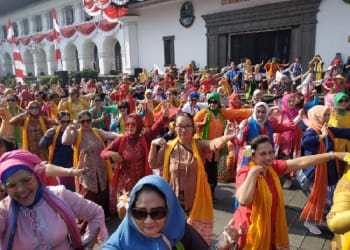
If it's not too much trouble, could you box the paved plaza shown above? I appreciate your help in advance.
[96,179,333,250]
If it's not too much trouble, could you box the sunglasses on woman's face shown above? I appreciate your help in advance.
[7,99,16,102]
[131,207,167,220]
[79,119,91,124]
[118,106,126,109]
[339,99,349,103]
[95,99,102,103]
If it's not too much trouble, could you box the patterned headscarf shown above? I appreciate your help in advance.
[307,105,330,132]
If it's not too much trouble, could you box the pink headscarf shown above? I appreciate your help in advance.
[0,149,44,182]
[0,150,83,249]
[282,93,298,119]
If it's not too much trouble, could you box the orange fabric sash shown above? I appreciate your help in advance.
[164,137,213,245]
[300,128,337,223]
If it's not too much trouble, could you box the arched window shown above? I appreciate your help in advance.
[115,42,122,73]
[64,6,74,25]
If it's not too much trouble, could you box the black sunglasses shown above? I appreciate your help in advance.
[208,100,218,104]
[7,99,15,102]
[118,106,126,109]
[131,207,167,220]
[79,119,91,124]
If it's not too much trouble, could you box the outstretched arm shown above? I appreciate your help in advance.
[285,152,348,174]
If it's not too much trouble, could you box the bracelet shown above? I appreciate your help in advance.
[329,151,335,160]
[68,168,73,176]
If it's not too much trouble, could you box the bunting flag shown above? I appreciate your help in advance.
[83,0,129,23]
[7,19,25,84]
[52,8,63,71]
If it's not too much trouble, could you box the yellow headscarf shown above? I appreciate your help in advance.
[163,137,213,245]
[245,162,289,249]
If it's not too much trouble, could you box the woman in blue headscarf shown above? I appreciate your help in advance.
[103,175,209,249]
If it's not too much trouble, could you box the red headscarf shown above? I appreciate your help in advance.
[125,113,144,138]
[228,93,241,109]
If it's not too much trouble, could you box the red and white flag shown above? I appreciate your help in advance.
[52,8,63,71]
[7,19,25,84]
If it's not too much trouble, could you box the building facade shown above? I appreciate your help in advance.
[0,0,349,78]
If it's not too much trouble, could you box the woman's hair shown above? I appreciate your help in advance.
[57,111,70,121]
[0,137,16,152]
[118,101,130,114]
[132,184,167,208]
[77,110,91,120]
[49,92,59,100]
[175,112,194,127]
[250,135,273,155]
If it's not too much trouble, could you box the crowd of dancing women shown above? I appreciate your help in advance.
[1,54,350,249]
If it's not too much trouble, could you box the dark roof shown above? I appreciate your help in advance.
[0,0,147,16]
[0,0,44,16]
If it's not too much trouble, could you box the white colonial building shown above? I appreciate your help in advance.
[0,0,349,78]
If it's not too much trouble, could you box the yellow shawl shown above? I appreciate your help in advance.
[341,171,350,250]
[163,137,213,245]
[22,116,47,150]
[48,126,61,164]
[245,162,289,250]
[67,99,89,122]
[73,128,113,181]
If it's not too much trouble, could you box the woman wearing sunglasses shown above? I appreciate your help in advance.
[103,175,209,250]
[10,101,57,160]
[0,94,24,149]
[62,110,119,217]
[110,101,130,134]
[58,87,91,124]
[90,94,117,131]
[38,111,75,191]
[193,92,251,202]
[0,149,108,249]
[149,112,239,245]
[101,110,169,219]
[328,93,350,173]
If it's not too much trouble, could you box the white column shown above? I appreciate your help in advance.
[121,20,139,74]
